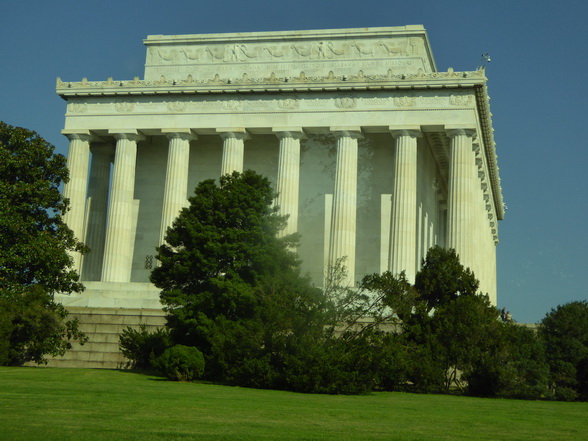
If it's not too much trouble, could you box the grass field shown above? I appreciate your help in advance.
[0,367,586,441]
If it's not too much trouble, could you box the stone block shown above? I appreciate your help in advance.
[94,314,126,325]
[122,314,144,325]
[96,324,125,334]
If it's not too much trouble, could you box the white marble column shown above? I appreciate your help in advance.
[217,129,248,176]
[62,131,92,274]
[102,130,142,282]
[273,128,303,237]
[446,128,477,264]
[388,128,420,282]
[159,130,196,245]
[329,128,362,285]
[82,143,113,281]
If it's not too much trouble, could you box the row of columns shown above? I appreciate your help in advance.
[62,126,482,286]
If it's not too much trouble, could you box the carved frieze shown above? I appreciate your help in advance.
[146,37,424,66]
[64,90,475,117]
[69,103,88,113]
[166,101,187,112]
[449,94,475,106]
[142,28,434,81]
[393,95,417,108]
[223,100,243,111]
[278,98,300,110]
[334,97,357,109]
[115,101,136,113]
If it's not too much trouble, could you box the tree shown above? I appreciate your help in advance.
[468,322,550,400]
[150,171,322,383]
[415,246,479,312]
[539,301,588,400]
[432,293,503,392]
[361,247,496,394]
[0,122,87,365]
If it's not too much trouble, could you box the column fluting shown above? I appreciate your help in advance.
[388,129,420,282]
[446,129,477,265]
[102,131,141,282]
[274,129,303,237]
[62,132,92,274]
[159,130,196,245]
[329,129,361,286]
[218,130,248,176]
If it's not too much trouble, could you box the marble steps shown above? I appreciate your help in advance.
[43,307,166,369]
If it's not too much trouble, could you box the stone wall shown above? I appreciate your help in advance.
[43,307,166,369]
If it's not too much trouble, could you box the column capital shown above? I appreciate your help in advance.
[272,127,305,140]
[161,129,198,142]
[445,127,477,139]
[216,128,250,141]
[389,126,422,139]
[108,129,145,142]
[330,127,362,139]
[62,129,93,142]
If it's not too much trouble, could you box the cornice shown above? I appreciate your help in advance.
[474,79,504,221]
[56,69,485,98]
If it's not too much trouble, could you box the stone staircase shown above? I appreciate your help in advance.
[44,307,166,369]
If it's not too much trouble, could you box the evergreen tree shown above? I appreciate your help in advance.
[540,301,588,400]
[415,246,479,311]
[151,171,321,382]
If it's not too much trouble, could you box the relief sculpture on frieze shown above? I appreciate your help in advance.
[148,38,422,65]
[143,28,434,82]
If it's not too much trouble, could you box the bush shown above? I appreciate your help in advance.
[280,334,380,395]
[155,345,205,382]
[0,286,87,366]
[119,324,171,369]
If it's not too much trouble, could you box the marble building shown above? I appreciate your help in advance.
[57,25,503,310]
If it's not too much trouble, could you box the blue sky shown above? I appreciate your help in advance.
[1,0,586,323]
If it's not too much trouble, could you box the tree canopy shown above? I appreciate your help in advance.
[0,122,85,294]
[0,122,87,365]
[540,300,588,400]
[414,246,479,311]
[151,171,323,383]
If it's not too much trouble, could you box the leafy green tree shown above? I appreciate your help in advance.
[415,246,479,312]
[151,171,322,383]
[469,323,550,400]
[0,122,87,365]
[433,293,503,392]
[0,286,87,365]
[539,301,588,400]
[361,247,501,394]
[358,266,444,393]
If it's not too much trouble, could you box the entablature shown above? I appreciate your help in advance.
[57,69,486,98]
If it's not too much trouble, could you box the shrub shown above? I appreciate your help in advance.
[119,324,171,369]
[155,345,205,382]
[0,286,87,366]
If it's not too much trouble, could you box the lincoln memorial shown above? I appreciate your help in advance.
[56,25,503,314]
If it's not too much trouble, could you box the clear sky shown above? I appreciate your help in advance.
[1,0,586,324]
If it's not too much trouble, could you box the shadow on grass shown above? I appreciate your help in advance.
[112,368,167,380]
[113,368,223,386]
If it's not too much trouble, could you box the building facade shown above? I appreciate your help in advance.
[57,26,503,310]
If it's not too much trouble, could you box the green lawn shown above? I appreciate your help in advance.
[0,367,585,441]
